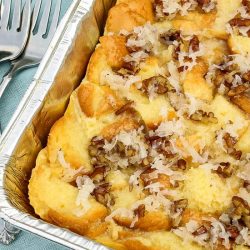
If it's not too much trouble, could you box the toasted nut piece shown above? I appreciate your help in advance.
[197,0,210,5]
[231,150,242,160]
[159,30,181,46]
[223,133,236,149]
[122,61,140,74]
[244,181,250,192]
[228,85,249,97]
[90,166,107,183]
[141,76,170,96]
[229,18,250,27]
[172,199,188,213]
[92,183,111,205]
[189,35,200,52]
[192,225,208,236]
[242,71,250,81]
[177,159,187,170]
[232,196,250,216]
[243,0,250,12]
[226,225,239,239]
[190,110,218,124]
[213,162,233,178]
[134,204,146,218]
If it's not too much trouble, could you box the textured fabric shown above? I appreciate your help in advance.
[0,0,72,249]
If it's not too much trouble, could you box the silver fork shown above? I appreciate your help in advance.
[0,0,31,63]
[0,0,62,98]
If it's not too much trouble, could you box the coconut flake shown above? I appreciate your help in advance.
[230,54,250,74]
[160,0,198,19]
[216,118,247,151]
[167,61,181,92]
[103,128,148,168]
[75,176,95,216]
[153,119,185,138]
[129,169,144,187]
[180,137,208,163]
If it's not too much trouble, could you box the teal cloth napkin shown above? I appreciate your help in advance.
[0,0,73,249]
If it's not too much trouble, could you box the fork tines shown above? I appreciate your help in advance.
[0,0,30,31]
[32,0,61,38]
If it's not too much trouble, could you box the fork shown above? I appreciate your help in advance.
[0,0,31,63]
[0,0,62,98]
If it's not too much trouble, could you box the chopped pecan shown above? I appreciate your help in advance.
[89,137,105,156]
[192,225,208,236]
[229,18,250,27]
[159,30,181,46]
[242,71,250,82]
[223,133,236,149]
[227,84,249,97]
[140,167,155,186]
[242,0,250,13]
[90,166,107,183]
[134,204,146,218]
[189,35,200,52]
[172,199,188,213]
[232,196,250,216]
[244,181,250,192]
[147,135,175,158]
[122,61,140,74]
[213,162,233,178]
[115,101,134,115]
[177,159,187,170]
[231,150,242,160]
[223,133,242,160]
[190,110,218,124]
[197,0,211,5]
[226,225,239,239]
[141,76,170,96]
[92,183,111,205]
[173,45,181,60]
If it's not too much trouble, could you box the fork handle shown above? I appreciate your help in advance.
[0,60,23,99]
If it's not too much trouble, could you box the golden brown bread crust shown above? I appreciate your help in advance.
[29,149,108,236]
[106,0,154,33]
[77,82,123,117]
[99,36,129,69]
[231,94,250,115]
[29,0,250,249]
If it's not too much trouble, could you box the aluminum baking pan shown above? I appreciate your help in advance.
[0,0,115,249]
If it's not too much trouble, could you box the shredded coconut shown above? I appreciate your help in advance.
[173,220,209,246]
[160,0,198,19]
[103,128,148,168]
[126,22,160,55]
[179,136,208,163]
[167,61,181,92]
[75,176,95,216]
[100,69,141,91]
[230,54,250,74]
[216,118,247,152]
[129,169,144,187]
[152,119,185,137]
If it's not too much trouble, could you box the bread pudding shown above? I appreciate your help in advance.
[29,0,250,249]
